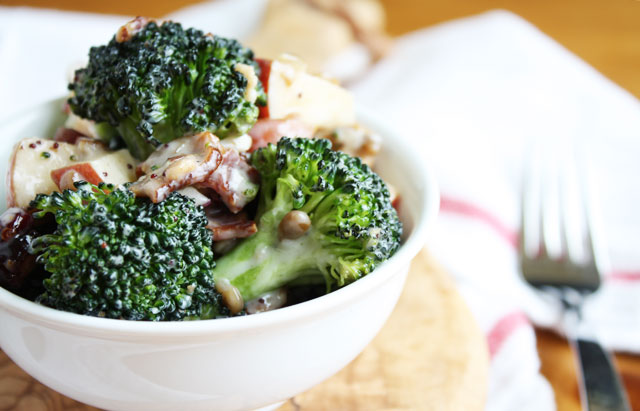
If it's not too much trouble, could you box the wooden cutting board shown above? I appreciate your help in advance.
[0,250,488,410]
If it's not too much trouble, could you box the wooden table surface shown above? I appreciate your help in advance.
[1,0,640,410]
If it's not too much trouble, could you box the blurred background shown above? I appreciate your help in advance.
[0,1,639,410]
[2,0,639,97]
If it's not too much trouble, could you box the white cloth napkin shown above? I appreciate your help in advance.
[2,3,639,410]
[352,9,640,410]
[352,8,640,348]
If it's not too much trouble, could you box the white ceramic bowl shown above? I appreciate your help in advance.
[0,98,439,411]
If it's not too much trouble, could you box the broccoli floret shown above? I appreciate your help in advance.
[68,19,265,160]
[211,137,402,301]
[29,182,229,321]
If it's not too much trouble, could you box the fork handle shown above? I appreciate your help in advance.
[572,338,630,411]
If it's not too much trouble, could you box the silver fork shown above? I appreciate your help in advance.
[519,143,630,411]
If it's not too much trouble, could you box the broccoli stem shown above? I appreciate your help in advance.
[212,227,326,301]
[116,117,154,160]
[212,178,330,301]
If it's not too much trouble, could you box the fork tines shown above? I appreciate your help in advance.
[519,141,607,291]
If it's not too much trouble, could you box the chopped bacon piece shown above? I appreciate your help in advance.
[130,132,224,203]
[248,118,314,152]
[315,125,381,167]
[205,205,257,241]
[234,63,259,103]
[199,149,259,214]
[116,16,151,43]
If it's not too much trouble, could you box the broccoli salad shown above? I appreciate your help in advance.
[0,18,401,321]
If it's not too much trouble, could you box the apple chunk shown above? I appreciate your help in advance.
[265,55,355,129]
[7,137,136,208]
[51,150,137,191]
[7,138,94,208]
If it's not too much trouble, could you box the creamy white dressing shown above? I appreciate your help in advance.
[227,165,255,197]
[176,187,211,206]
[245,288,287,314]
[220,134,252,153]
[234,63,259,103]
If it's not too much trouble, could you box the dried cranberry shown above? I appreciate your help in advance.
[0,209,55,300]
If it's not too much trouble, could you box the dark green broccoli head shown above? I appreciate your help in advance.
[68,20,265,160]
[212,137,402,301]
[29,182,229,321]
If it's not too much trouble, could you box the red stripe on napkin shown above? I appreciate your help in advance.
[439,196,518,248]
[487,311,530,358]
[608,270,640,282]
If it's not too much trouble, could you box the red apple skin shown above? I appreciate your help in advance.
[51,164,104,189]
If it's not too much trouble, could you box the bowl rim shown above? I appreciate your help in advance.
[0,98,440,338]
